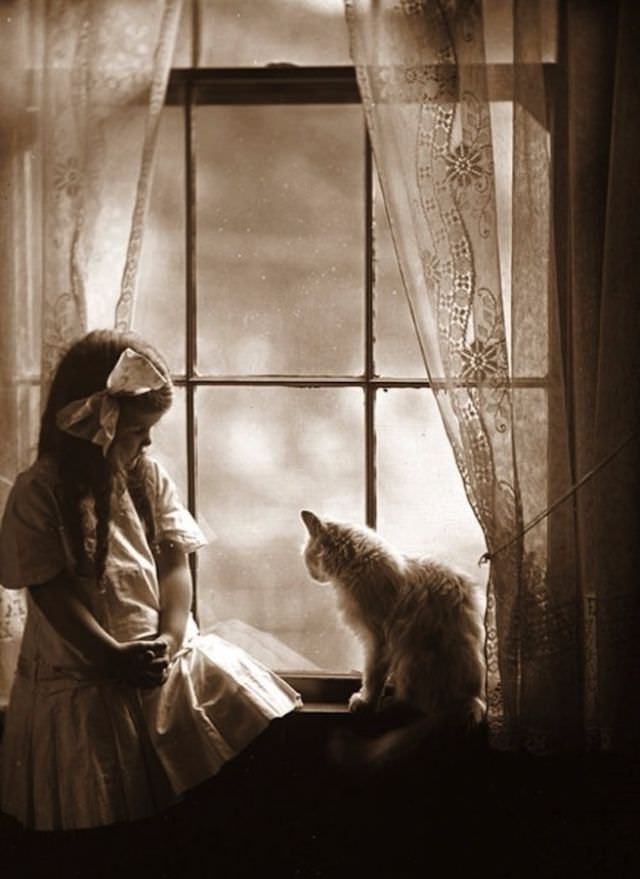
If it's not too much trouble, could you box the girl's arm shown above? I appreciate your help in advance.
[156,540,193,658]
[29,575,168,686]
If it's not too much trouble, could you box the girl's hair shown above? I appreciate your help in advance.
[38,329,173,581]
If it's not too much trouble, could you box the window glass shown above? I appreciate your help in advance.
[376,388,487,587]
[150,385,188,505]
[195,103,364,376]
[174,1,555,70]
[490,100,513,368]
[197,0,351,68]
[171,0,194,68]
[482,0,513,63]
[481,0,557,63]
[135,106,186,375]
[195,385,365,672]
[373,174,426,379]
[140,5,560,684]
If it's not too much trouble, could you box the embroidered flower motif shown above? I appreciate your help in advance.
[460,338,505,382]
[445,143,485,190]
[54,158,82,198]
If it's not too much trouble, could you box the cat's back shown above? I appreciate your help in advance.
[396,554,483,625]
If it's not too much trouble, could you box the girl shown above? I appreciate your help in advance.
[0,329,301,831]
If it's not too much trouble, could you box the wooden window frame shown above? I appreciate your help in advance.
[164,64,552,704]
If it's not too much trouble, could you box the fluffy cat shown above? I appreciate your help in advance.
[300,509,486,767]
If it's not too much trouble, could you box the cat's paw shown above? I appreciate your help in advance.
[348,691,374,714]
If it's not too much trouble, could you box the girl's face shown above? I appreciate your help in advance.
[111,407,164,470]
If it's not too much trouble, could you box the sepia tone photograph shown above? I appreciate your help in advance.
[0,1,638,876]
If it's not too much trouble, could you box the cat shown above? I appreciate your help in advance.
[300,509,486,769]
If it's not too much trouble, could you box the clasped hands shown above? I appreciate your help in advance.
[109,636,177,689]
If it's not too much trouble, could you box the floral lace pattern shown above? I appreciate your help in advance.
[345,0,597,751]
[41,0,182,380]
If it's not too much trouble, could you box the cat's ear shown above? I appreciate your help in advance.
[301,509,323,536]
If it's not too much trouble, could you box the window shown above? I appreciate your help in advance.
[134,2,492,684]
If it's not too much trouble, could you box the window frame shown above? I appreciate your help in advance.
[165,67,438,702]
[166,68,438,559]
[163,63,553,704]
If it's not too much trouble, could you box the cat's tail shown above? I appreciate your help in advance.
[328,699,486,773]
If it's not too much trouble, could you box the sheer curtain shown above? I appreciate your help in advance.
[345,0,638,752]
[0,0,182,703]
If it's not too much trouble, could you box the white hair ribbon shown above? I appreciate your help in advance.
[56,348,168,456]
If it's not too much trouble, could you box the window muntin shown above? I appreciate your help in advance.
[134,66,537,677]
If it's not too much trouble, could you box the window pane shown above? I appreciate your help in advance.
[376,388,488,588]
[197,0,351,68]
[135,107,186,375]
[195,386,364,672]
[491,100,513,369]
[150,385,188,505]
[482,0,513,63]
[373,175,426,379]
[171,0,194,68]
[481,0,557,63]
[196,103,364,376]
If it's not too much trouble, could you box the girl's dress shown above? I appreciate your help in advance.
[0,455,301,830]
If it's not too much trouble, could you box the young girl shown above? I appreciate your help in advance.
[0,329,301,831]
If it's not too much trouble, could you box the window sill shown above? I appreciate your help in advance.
[279,671,361,707]
[0,677,360,739]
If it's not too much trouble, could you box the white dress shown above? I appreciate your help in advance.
[0,455,301,830]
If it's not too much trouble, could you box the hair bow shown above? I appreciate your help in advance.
[56,348,168,456]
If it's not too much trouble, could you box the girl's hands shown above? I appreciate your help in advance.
[155,633,179,659]
[108,639,170,689]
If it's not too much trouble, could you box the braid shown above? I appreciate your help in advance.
[58,469,89,573]
[59,449,113,580]
[92,467,114,583]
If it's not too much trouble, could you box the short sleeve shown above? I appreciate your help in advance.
[0,469,67,589]
[147,457,208,554]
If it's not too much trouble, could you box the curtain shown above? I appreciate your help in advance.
[556,0,640,752]
[0,0,182,703]
[345,0,639,752]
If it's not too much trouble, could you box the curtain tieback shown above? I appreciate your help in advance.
[479,426,640,565]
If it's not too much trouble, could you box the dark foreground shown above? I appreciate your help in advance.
[1,710,638,879]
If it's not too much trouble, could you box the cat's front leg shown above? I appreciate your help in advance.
[350,637,388,713]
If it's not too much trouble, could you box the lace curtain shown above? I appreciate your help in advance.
[345,0,639,752]
[0,0,182,702]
